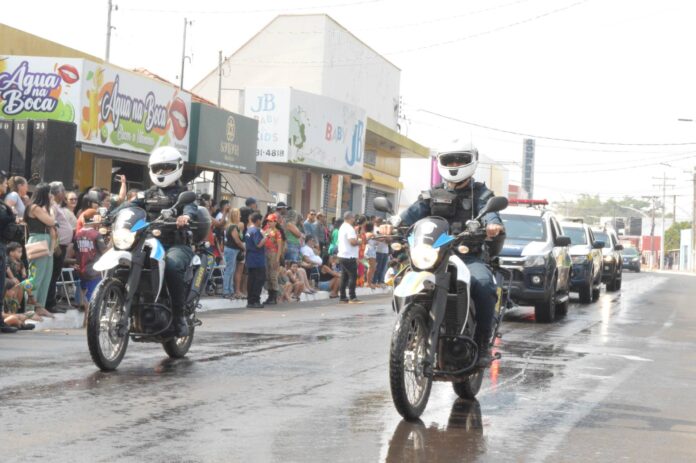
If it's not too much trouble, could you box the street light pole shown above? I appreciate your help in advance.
[180,18,192,89]
[105,0,116,62]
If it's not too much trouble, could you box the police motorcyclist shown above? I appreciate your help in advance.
[121,146,198,337]
[396,142,505,367]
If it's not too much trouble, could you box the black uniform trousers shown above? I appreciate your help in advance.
[164,244,195,315]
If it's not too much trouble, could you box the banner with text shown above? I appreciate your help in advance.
[0,56,191,159]
[80,61,191,159]
[244,87,366,176]
[0,56,83,122]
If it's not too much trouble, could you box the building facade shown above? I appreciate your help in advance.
[193,14,428,218]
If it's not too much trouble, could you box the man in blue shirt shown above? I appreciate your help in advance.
[244,212,269,308]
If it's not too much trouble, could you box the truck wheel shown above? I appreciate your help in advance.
[534,280,556,323]
[578,280,592,304]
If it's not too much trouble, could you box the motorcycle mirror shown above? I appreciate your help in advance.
[175,191,197,207]
[592,240,605,249]
[373,197,393,214]
[614,244,624,251]
[475,196,508,220]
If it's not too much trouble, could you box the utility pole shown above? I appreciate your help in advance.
[217,50,223,107]
[105,0,116,62]
[180,18,193,89]
[692,167,696,271]
[653,173,676,270]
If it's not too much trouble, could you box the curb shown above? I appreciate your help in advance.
[29,286,394,330]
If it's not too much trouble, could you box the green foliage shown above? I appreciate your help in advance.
[665,221,691,251]
[554,195,658,226]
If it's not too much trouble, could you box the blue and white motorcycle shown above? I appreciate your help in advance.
[87,191,213,371]
[373,196,510,420]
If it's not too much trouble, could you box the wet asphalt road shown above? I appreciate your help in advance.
[2,271,696,462]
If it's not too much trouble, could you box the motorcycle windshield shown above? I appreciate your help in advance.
[112,207,148,233]
[410,217,452,248]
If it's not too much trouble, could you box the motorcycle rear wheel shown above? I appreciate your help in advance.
[87,278,129,371]
[162,327,195,358]
[390,305,432,420]
[452,370,484,399]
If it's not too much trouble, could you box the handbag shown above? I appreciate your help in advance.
[26,239,50,260]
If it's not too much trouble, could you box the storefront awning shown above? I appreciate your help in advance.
[364,169,403,190]
[366,118,429,159]
[220,171,274,203]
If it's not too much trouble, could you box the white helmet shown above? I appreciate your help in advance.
[436,141,478,184]
[148,146,184,188]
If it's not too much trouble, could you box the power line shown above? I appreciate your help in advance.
[354,0,536,31]
[120,0,386,14]
[419,109,696,146]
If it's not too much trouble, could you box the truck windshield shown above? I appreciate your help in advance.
[564,227,587,245]
[501,214,547,242]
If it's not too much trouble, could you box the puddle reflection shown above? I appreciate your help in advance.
[385,399,485,462]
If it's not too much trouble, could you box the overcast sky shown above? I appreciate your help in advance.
[4,0,696,219]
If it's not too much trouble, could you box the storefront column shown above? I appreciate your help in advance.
[336,175,344,217]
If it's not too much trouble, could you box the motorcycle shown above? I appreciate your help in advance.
[373,195,510,420]
[86,191,213,371]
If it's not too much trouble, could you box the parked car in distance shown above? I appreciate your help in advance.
[593,228,623,291]
[561,221,603,303]
[622,247,641,272]
[499,200,571,323]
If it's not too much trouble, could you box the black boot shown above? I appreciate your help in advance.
[476,333,493,368]
[172,308,189,337]
[264,290,277,305]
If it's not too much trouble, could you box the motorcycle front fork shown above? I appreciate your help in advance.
[424,274,450,375]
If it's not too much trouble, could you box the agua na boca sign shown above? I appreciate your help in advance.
[0,56,191,159]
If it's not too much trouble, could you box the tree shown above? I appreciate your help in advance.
[664,221,691,251]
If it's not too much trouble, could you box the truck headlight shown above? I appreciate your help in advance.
[410,244,439,270]
[524,255,546,267]
[113,228,136,250]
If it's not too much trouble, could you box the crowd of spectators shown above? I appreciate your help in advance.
[0,165,399,334]
[0,171,127,333]
[203,197,395,309]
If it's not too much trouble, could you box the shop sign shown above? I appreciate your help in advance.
[189,103,258,173]
[80,61,191,159]
[244,87,366,176]
[0,56,82,122]
[0,56,191,159]
[244,88,290,162]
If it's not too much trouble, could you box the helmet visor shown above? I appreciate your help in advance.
[150,163,179,175]
[439,152,474,167]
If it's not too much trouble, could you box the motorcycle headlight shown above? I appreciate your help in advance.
[112,228,136,250]
[603,255,614,263]
[410,244,439,270]
[524,255,547,267]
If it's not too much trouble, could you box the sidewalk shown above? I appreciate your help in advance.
[28,286,393,330]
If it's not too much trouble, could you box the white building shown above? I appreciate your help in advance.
[193,14,428,216]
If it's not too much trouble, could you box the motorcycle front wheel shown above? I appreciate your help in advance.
[452,371,484,399]
[87,278,129,371]
[162,327,195,358]
[390,304,432,420]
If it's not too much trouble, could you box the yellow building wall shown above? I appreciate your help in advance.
[365,145,401,178]
[0,23,103,61]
